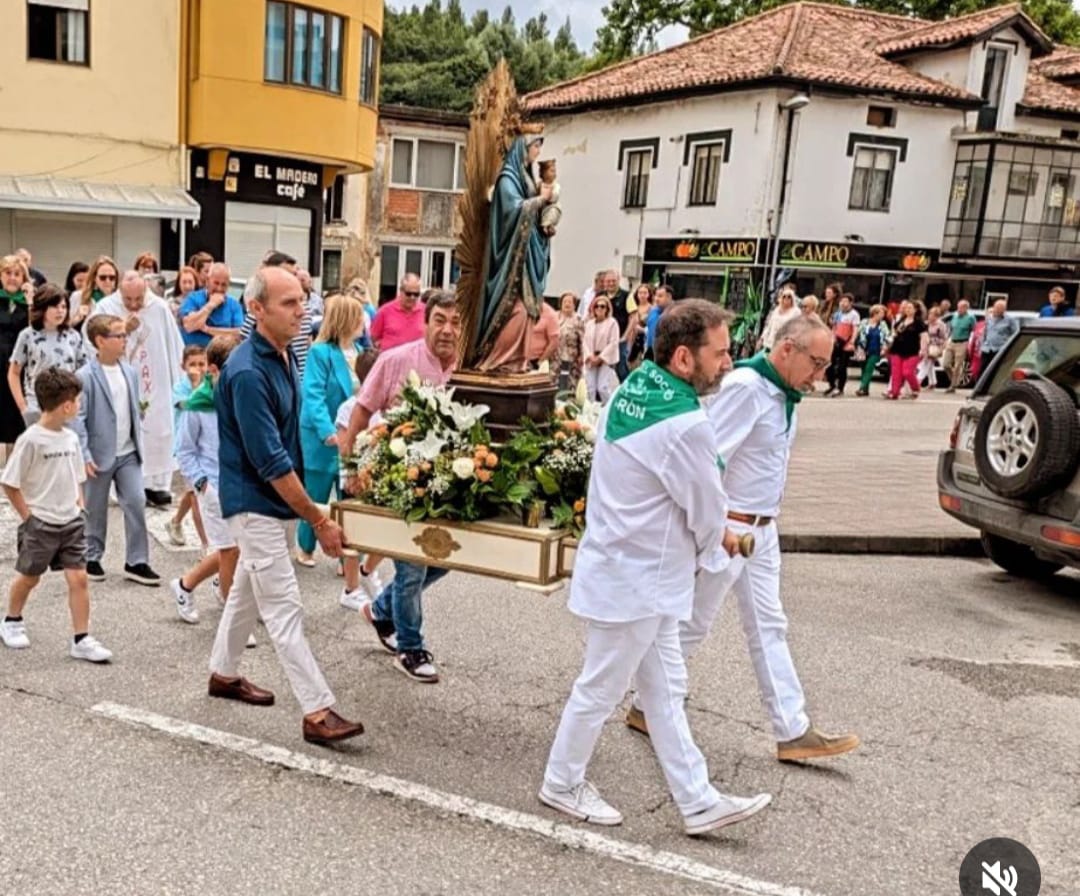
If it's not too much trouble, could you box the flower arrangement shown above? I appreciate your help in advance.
[344,374,537,522]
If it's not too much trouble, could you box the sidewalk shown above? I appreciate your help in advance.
[778,387,982,555]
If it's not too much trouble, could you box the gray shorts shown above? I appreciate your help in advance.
[15,514,88,577]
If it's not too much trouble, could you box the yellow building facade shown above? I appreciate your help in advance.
[181,0,382,278]
[0,0,381,281]
[0,0,195,279]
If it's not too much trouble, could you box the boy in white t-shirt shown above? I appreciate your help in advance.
[0,367,112,662]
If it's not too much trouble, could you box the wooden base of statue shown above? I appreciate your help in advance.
[450,370,557,440]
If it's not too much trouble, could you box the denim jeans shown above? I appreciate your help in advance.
[372,559,448,653]
[616,342,630,382]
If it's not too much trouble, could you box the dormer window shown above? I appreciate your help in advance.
[978,45,1010,131]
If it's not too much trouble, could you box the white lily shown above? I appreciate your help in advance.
[413,430,448,461]
[449,400,490,429]
[451,456,475,479]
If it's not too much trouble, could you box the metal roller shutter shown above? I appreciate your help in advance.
[13,211,114,285]
[224,202,311,279]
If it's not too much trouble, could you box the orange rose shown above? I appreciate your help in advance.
[563,420,581,433]
[476,468,492,483]
[573,498,586,514]
[554,431,567,442]
[407,467,420,481]
[414,487,426,498]
[484,452,499,468]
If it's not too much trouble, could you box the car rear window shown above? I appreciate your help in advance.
[985,331,1080,401]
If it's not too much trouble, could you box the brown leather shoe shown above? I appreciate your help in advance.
[777,726,860,762]
[208,673,275,706]
[625,705,649,737]
[303,708,364,745]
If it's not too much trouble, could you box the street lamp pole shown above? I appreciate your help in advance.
[763,93,810,319]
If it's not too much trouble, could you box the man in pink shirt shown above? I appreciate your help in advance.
[370,274,426,350]
[343,291,461,684]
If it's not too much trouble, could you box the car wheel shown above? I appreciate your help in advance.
[973,379,1080,500]
[980,532,1062,579]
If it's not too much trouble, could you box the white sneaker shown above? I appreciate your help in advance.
[166,518,186,546]
[245,632,257,649]
[170,578,200,624]
[70,635,113,663]
[684,793,772,836]
[340,586,365,611]
[359,567,385,599]
[0,619,30,649]
[538,780,623,826]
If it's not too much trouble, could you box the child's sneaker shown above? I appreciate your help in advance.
[70,635,112,663]
[170,578,200,624]
[166,518,187,546]
[359,566,385,599]
[0,619,30,649]
[339,586,365,612]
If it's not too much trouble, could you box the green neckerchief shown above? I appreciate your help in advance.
[184,377,216,413]
[0,289,27,306]
[604,360,700,442]
[734,352,802,432]
[91,287,107,302]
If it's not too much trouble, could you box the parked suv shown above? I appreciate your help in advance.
[937,317,1080,578]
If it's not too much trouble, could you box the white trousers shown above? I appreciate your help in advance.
[544,615,720,816]
[209,513,334,715]
[681,521,809,743]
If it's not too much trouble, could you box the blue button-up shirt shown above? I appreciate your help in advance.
[982,313,1020,354]
[217,330,303,520]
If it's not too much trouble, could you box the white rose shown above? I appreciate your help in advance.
[582,426,596,444]
[389,438,408,458]
[451,457,475,480]
[407,370,422,388]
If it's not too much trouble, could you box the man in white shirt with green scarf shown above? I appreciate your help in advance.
[647,315,860,762]
[539,300,772,836]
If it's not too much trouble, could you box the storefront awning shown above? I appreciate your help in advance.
[0,175,200,220]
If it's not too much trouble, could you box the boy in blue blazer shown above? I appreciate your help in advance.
[72,315,160,586]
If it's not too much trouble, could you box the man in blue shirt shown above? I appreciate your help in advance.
[209,265,364,747]
[980,299,1020,374]
[179,262,244,347]
[1039,286,1076,318]
[644,284,673,360]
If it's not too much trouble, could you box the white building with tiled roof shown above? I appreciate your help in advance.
[524,2,1080,312]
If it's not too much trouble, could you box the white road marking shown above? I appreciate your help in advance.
[92,701,822,896]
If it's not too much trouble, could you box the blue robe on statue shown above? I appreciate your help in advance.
[474,136,551,370]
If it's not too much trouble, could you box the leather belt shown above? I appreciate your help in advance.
[727,511,774,527]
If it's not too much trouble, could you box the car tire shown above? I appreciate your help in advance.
[980,532,1062,579]
[973,379,1080,500]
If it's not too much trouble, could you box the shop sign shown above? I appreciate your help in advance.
[222,152,323,205]
[644,237,760,265]
[779,240,937,272]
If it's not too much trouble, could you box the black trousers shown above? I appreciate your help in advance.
[826,339,852,392]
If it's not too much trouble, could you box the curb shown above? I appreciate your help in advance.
[779,533,984,556]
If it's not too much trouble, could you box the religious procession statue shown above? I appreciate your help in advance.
[454,60,558,376]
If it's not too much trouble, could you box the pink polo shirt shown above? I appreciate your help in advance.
[370,296,426,350]
[358,338,455,415]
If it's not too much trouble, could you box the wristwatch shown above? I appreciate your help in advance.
[194,477,208,492]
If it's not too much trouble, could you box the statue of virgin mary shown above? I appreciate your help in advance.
[472,133,552,373]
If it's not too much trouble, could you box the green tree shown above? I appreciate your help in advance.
[380,0,588,111]
[593,0,1080,67]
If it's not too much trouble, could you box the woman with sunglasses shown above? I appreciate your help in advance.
[582,297,620,403]
[69,256,120,329]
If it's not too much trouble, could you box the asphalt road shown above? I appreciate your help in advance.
[1,509,1077,896]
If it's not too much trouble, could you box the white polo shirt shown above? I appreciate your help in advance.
[568,403,729,624]
[705,368,798,518]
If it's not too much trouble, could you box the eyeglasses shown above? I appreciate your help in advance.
[402,290,421,298]
[101,333,128,340]
[791,342,829,370]
[594,304,610,311]
[98,273,117,282]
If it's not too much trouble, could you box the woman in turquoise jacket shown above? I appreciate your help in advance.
[298,294,369,604]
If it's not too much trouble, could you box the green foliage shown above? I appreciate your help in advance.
[593,0,1080,66]
[381,0,587,112]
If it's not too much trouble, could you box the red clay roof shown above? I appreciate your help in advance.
[524,1,1058,115]
[1033,46,1080,81]
[876,3,1050,57]
[1020,71,1080,115]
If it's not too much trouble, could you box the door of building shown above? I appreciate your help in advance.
[224,202,311,278]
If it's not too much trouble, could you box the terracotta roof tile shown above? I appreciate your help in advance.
[1033,46,1080,81]
[1020,71,1080,115]
[524,2,982,114]
[874,4,1049,57]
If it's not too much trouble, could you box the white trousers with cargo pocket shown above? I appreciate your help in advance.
[209,512,334,715]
